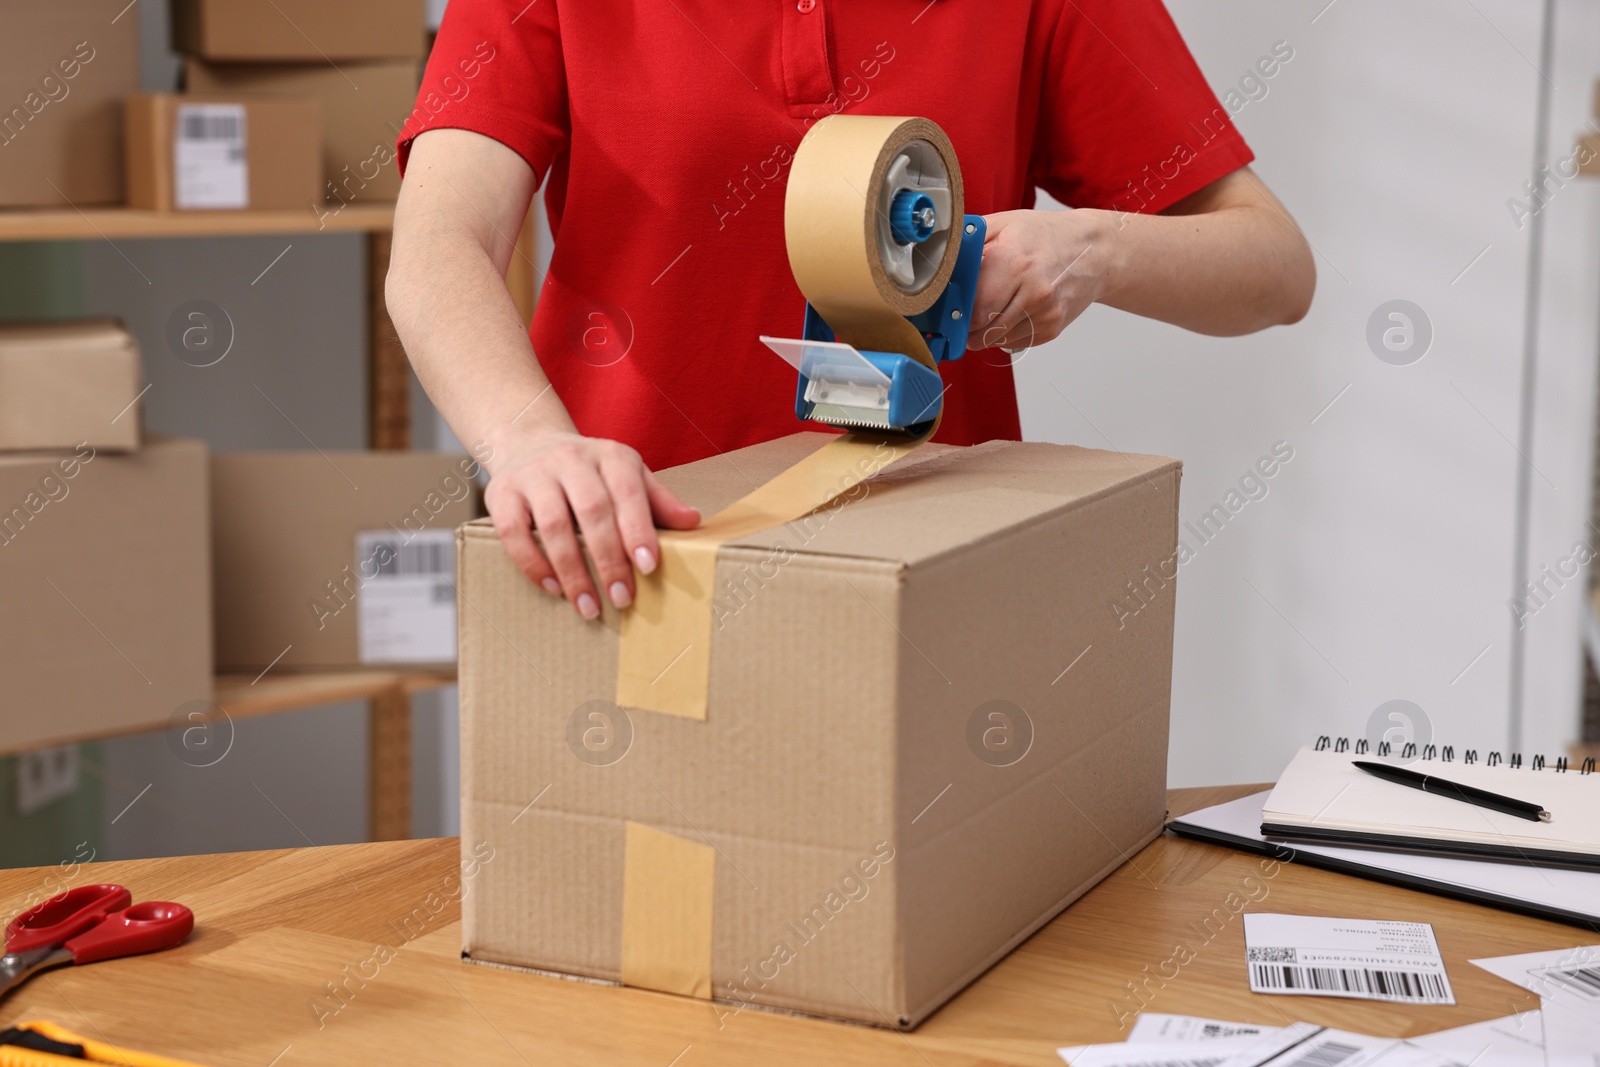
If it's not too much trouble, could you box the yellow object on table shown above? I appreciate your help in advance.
[1,1021,208,1066]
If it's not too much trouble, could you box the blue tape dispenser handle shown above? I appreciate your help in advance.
[782,214,985,437]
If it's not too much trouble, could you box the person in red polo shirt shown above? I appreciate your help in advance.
[389,1,1314,620]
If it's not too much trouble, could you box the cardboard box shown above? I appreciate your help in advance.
[0,2,140,207]
[0,437,211,754]
[457,433,1181,1027]
[212,452,485,671]
[0,321,142,453]
[172,0,426,62]
[184,59,420,203]
[124,94,321,212]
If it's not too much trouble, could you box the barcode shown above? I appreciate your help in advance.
[1248,946,1298,963]
[181,113,241,141]
[1535,965,1600,999]
[1251,963,1448,1001]
[371,540,450,577]
[1277,1041,1362,1067]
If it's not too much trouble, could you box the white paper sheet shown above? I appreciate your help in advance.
[1057,1036,1267,1067]
[1211,1025,1461,1067]
[1406,1012,1543,1067]
[1127,1014,1284,1043]
[1473,948,1600,1066]
[1243,914,1455,1005]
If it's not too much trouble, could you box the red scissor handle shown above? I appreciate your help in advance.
[63,900,194,964]
[5,884,131,953]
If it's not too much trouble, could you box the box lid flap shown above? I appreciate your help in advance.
[656,432,1179,566]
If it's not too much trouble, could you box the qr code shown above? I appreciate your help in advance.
[1247,946,1298,963]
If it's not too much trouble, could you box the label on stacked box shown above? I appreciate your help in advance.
[355,529,456,664]
[174,103,248,209]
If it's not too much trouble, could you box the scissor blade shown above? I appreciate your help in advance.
[0,946,73,999]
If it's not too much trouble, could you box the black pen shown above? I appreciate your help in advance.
[1353,761,1550,823]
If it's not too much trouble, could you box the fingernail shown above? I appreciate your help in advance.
[576,593,600,619]
[609,581,632,609]
[540,578,561,597]
[634,546,656,574]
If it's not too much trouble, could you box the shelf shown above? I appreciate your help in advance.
[213,667,456,719]
[0,203,394,243]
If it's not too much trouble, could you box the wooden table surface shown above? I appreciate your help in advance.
[0,785,1573,1066]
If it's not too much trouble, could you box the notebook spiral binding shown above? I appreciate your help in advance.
[1314,735,1595,775]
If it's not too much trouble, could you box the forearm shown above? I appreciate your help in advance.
[387,130,572,471]
[1097,172,1315,336]
[387,227,571,467]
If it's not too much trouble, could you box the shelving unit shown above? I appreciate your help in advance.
[0,205,395,242]
[0,202,537,841]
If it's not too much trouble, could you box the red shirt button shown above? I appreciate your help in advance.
[797,0,815,11]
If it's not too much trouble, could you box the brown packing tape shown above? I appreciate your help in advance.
[615,116,965,720]
[620,822,716,998]
[616,435,915,718]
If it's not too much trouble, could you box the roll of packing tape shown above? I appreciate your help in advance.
[784,115,965,418]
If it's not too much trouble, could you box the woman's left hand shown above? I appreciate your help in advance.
[970,209,1115,353]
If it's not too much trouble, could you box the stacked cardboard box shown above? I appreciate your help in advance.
[124,94,322,212]
[0,438,212,753]
[0,3,141,207]
[173,0,426,206]
[211,451,485,671]
[0,322,213,754]
[0,321,143,452]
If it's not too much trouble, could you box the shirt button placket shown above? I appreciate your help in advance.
[781,0,834,120]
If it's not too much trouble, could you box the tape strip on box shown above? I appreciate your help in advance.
[620,822,717,998]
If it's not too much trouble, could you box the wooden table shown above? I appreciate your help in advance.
[0,785,1569,1066]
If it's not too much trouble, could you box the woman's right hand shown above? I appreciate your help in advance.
[482,431,701,619]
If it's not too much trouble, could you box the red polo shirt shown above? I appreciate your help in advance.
[400,0,1252,472]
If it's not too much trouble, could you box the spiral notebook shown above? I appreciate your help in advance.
[1260,739,1600,869]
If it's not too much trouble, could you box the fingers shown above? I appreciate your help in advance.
[601,454,663,578]
[489,435,705,617]
[529,477,599,619]
[486,488,558,595]
[979,209,1024,240]
[562,463,634,612]
[644,470,702,530]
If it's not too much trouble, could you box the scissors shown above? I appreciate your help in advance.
[1,884,193,999]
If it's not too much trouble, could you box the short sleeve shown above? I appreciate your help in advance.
[397,0,569,185]
[1032,0,1253,214]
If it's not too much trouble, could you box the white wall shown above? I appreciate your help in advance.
[1014,0,1600,785]
[1519,0,1600,759]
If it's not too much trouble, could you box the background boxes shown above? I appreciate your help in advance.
[211,451,483,671]
[0,437,211,753]
[0,1,140,207]
[124,94,322,211]
[458,434,1182,1026]
[0,321,142,452]
[184,59,420,203]
[172,0,427,61]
